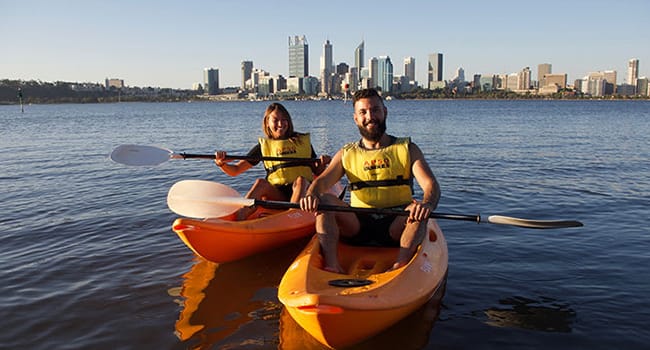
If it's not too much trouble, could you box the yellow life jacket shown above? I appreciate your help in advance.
[259,133,313,186]
[341,137,413,208]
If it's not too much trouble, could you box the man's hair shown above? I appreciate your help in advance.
[352,88,384,105]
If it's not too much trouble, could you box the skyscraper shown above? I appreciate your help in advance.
[404,57,416,83]
[203,68,219,95]
[518,67,531,90]
[289,35,309,78]
[355,40,365,81]
[241,61,253,90]
[376,56,393,93]
[628,58,639,85]
[603,70,617,94]
[320,40,333,94]
[428,53,443,89]
[453,67,465,83]
[538,63,552,87]
[368,57,378,89]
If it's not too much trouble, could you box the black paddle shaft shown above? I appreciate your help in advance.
[253,199,481,223]
[179,153,319,163]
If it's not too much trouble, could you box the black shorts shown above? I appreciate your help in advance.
[273,183,294,198]
[340,211,403,247]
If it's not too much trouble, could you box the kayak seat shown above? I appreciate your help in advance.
[313,243,398,275]
[347,258,389,276]
[345,252,396,276]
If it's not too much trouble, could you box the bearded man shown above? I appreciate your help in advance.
[300,88,441,273]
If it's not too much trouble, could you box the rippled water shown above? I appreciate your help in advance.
[1,100,648,349]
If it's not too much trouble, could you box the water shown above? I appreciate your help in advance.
[1,100,648,349]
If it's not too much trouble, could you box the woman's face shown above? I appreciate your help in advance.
[266,110,290,139]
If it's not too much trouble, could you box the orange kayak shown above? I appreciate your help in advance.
[172,207,316,263]
[277,219,448,348]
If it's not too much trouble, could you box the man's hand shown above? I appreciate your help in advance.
[408,200,433,223]
[300,194,320,213]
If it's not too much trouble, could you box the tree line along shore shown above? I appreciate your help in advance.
[2,79,648,105]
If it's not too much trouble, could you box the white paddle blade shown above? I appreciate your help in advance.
[486,215,584,229]
[167,180,254,218]
[110,144,172,166]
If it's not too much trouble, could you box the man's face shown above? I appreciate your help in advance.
[353,96,387,142]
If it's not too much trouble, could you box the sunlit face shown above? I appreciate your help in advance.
[353,96,387,142]
[266,110,290,139]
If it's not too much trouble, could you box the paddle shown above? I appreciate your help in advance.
[167,180,244,218]
[167,179,345,218]
[110,144,320,166]
[167,180,583,229]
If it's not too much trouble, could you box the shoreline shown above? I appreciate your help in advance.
[2,95,649,105]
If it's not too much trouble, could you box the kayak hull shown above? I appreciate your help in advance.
[278,219,448,348]
[172,208,316,263]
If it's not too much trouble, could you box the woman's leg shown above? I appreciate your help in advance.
[237,178,285,220]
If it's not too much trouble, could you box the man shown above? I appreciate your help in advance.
[300,88,441,273]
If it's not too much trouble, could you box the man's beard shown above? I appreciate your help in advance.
[357,119,386,142]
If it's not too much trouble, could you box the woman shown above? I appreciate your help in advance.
[215,103,331,220]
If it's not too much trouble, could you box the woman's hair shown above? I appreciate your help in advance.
[262,103,300,141]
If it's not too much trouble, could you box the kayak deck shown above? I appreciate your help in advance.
[278,219,448,348]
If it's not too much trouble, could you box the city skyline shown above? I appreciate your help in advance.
[2,0,649,89]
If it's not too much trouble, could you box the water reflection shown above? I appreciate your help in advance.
[172,239,447,349]
[172,239,307,349]
[484,296,576,332]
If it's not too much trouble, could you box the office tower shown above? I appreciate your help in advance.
[518,67,532,90]
[584,72,608,96]
[603,70,617,94]
[628,58,639,84]
[320,39,333,94]
[368,57,379,89]
[453,67,465,83]
[286,76,303,94]
[303,76,320,95]
[348,67,359,93]
[544,74,567,89]
[241,61,253,90]
[404,57,416,83]
[355,40,365,81]
[506,73,519,90]
[428,53,443,89]
[289,35,309,77]
[336,62,349,75]
[376,56,393,93]
[538,63,552,87]
[203,68,219,95]
[636,77,649,96]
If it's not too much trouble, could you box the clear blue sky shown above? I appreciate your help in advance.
[2,0,649,89]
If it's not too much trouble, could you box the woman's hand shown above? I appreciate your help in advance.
[214,150,228,167]
[314,154,332,174]
[320,154,332,166]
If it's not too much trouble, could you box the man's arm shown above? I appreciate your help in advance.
[409,142,441,221]
[301,148,345,212]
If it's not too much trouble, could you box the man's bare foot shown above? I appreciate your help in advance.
[236,205,256,220]
[323,265,345,274]
[388,261,407,271]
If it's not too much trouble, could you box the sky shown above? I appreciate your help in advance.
[2,0,649,89]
